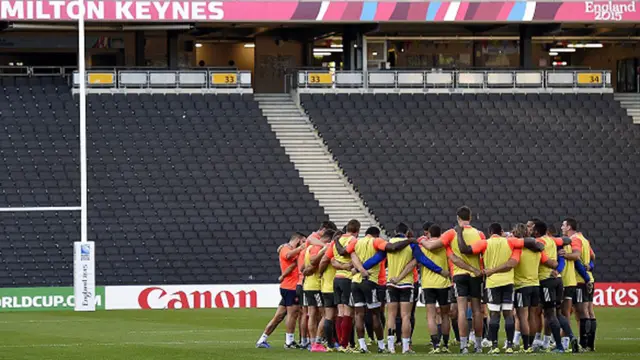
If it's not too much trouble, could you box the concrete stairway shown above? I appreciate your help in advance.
[615,93,640,124]
[255,93,379,236]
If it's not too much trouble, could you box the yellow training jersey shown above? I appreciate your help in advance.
[538,236,560,281]
[333,234,355,280]
[441,227,485,277]
[484,236,517,289]
[561,244,578,287]
[514,243,546,289]
[387,236,414,287]
[349,236,387,284]
[321,262,336,293]
[303,245,322,291]
[419,239,451,289]
[576,233,594,283]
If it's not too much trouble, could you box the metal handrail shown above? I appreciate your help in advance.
[295,69,611,90]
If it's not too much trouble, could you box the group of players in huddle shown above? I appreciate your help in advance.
[255,206,597,354]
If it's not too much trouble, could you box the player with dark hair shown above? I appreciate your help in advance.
[318,230,347,351]
[562,218,595,351]
[420,206,486,353]
[401,223,452,353]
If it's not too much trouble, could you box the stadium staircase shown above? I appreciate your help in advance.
[254,93,378,235]
[615,93,640,124]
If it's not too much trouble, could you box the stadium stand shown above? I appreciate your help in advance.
[0,77,327,287]
[301,92,640,281]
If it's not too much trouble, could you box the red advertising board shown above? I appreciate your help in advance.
[594,283,640,307]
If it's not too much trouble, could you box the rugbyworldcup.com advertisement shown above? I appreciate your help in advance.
[0,283,637,311]
[0,287,105,311]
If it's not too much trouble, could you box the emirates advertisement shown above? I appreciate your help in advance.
[104,283,640,310]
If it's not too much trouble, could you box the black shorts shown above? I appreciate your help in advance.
[515,286,540,308]
[453,274,483,299]
[386,286,416,303]
[564,286,577,302]
[448,287,457,304]
[333,277,352,305]
[351,280,381,309]
[280,288,300,307]
[424,288,450,306]
[413,282,420,304]
[485,284,514,311]
[303,290,323,307]
[577,283,594,303]
[539,278,563,309]
[322,292,336,308]
[377,285,386,306]
[296,284,303,301]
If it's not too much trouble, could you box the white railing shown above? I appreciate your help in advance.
[296,69,612,90]
[71,69,252,89]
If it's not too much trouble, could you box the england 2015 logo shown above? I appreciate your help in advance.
[585,0,637,21]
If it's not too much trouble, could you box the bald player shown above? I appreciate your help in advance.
[277,232,306,349]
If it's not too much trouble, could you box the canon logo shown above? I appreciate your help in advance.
[138,287,258,309]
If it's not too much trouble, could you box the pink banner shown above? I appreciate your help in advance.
[0,0,638,22]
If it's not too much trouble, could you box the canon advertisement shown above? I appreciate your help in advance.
[104,283,640,310]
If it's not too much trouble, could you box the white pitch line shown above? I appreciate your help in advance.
[0,206,81,212]
[127,329,253,334]
[0,340,252,349]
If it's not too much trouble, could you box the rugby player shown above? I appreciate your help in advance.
[301,229,336,352]
[406,223,452,353]
[562,218,595,351]
[420,206,485,353]
[318,230,347,351]
[276,232,307,349]
[256,241,300,348]
[330,220,361,351]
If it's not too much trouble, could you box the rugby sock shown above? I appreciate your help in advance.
[451,319,460,341]
[522,334,530,350]
[483,317,489,340]
[558,314,575,339]
[342,316,353,348]
[547,318,563,349]
[402,338,411,353]
[358,338,368,351]
[410,312,416,340]
[543,335,551,348]
[324,320,334,346]
[257,333,268,344]
[335,317,343,346]
[505,316,515,347]
[513,330,521,346]
[377,340,385,350]
[589,319,597,350]
[387,329,396,352]
[489,315,500,347]
[534,333,542,343]
[431,334,440,348]
[285,333,294,345]
[460,336,468,349]
[579,318,588,348]
[437,324,442,338]
[442,334,450,348]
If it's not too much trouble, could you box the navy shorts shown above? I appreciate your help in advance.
[280,288,300,307]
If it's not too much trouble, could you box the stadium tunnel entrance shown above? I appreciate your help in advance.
[0,22,638,92]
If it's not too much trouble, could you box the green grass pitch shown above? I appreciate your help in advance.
[1,308,639,360]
